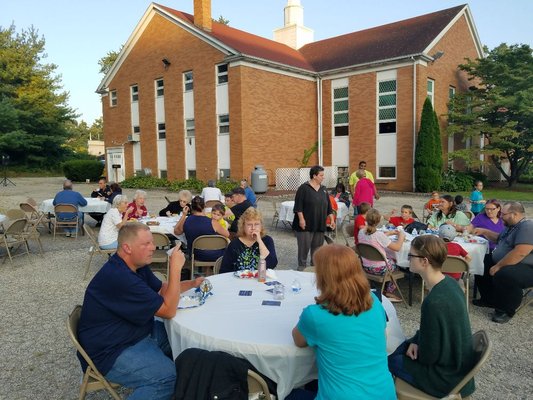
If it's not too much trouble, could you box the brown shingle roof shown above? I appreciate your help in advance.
[300,5,466,72]
[157,4,466,73]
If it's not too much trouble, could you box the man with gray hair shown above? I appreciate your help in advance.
[200,180,225,203]
[52,179,87,237]
[78,222,204,398]
[473,201,533,323]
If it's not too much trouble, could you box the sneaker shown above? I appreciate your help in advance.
[384,292,402,303]
[472,298,494,308]
[65,233,71,238]
[492,310,512,324]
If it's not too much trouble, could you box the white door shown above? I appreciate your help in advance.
[185,121,196,177]
[106,148,125,182]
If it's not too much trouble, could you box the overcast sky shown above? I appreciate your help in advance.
[2,0,532,123]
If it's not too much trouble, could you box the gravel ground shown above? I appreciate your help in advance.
[0,177,531,399]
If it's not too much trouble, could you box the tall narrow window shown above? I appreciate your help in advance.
[378,79,396,134]
[427,79,435,106]
[217,64,228,84]
[184,71,193,91]
[185,119,195,137]
[110,90,117,107]
[218,114,229,134]
[133,126,140,134]
[157,123,166,139]
[156,79,164,97]
[333,87,349,136]
[131,85,138,102]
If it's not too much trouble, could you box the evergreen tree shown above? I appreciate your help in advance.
[415,98,442,192]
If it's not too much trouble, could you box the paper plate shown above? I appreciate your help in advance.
[178,295,202,309]
[233,269,258,279]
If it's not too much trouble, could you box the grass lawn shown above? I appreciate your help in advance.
[457,183,533,202]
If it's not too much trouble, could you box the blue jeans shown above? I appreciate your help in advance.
[99,241,117,250]
[388,341,415,384]
[105,321,176,400]
[57,211,84,233]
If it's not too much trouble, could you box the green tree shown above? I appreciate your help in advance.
[447,43,533,187]
[64,117,104,154]
[215,15,230,25]
[0,24,76,166]
[415,98,442,192]
[98,47,122,75]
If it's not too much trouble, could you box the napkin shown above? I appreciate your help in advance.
[266,269,277,279]
[194,279,213,305]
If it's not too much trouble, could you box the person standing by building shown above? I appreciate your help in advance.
[292,165,335,270]
[348,160,375,196]
[470,180,486,216]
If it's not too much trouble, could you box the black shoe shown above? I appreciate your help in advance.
[472,298,494,308]
[95,222,102,227]
[492,310,512,324]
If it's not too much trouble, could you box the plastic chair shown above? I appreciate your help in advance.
[52,204,80,239]
[1,219,30,263]
[212,256,224,275]
[356,243,407,305]
[421,256,470,310]
[464,211,474,220]
[190,235,229,279]
[395,330,492,400]
[66,305,121,400]
[247,369,273,400]
[83,225,115,279]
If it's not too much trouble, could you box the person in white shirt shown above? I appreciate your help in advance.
[98,195,132,249]
[200,180,225,203]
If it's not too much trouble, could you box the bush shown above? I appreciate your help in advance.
[440,170,474,192]
[62,160,104,182]
[466,171,488,186]
[216,179,239,194]
[120,176,171,189]
[168,178,205,193]
[415,98,442,191]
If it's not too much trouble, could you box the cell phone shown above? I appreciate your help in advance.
[166,241,182,256]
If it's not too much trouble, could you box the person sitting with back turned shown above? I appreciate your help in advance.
[106,182,123,205]
[53,179,87,237]
[200,180,225,204]
[78,223,204,399]
[437,224,471,289]
[98,195,132,250]
[228,187,253,236]
[388,235,475,398]
[241,179,257,207]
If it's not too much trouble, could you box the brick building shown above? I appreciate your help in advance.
[98,0,482,191]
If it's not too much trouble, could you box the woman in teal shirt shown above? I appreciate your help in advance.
[291,244,395,400]
[470,180,486,215]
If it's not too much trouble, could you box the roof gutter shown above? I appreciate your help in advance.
[411,56,417,192]
[317,75,323,165]
[224,53,317,77]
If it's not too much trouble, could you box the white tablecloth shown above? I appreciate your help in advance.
[278,200,349,224]
[394,234,488,275]
[165,270,404,399]
[141,216,186,244]
[39,198,111,214]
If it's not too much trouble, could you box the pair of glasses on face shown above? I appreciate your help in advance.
[485,207,498,212]
[407,253,425,261]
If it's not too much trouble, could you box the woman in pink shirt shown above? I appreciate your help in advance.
[353,169,379,214]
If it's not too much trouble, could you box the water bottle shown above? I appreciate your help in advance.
[412,228,418,236]
[258,258,266,283]
[291,279,302,294]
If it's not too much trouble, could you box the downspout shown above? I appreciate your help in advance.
[317,76,323,165]
[412,57,417,192]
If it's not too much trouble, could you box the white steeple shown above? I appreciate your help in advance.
[273,0,314,50]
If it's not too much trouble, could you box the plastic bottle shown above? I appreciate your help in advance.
[412,228,418,236]
[258,258,266,283]
[291,279,302,294]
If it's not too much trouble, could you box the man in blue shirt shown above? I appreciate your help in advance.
[77,223,204,399]
[52,179,87,236]
[241,179,257,207]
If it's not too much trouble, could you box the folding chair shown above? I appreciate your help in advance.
[270,200,280,229]
[20,202,51,233]
[342,221,355,250]
[205,200,223,209]
[52,204,80,239]
[395,330,492,400]
[190,235,229,279]
[212,256,224,275]
[356,243,407,305]
[83,225,115,279]
[421,256,470,310]
[247,369,273,400]
[66,306,121,400]
[151,232,171,276]
[6,208,27,220]
[324,234,334,245]
[1,219,30,263]
[21,213,44,254]
[515,287,532,315]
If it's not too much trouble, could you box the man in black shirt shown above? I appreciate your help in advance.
[89,177,111,226]
[228,187,253,237]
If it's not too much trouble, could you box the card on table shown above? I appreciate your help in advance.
[262,300,281,306]
[264,281,281,286]
[238,290,252,296]
[265,288,274,293]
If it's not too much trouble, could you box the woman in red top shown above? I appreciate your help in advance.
[353,202,371,245]
[126,190,148,220]
[352,169,379,213]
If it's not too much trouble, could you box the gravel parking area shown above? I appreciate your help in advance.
[0,177,531,399]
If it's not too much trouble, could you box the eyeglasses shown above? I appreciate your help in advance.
[500,211,513,216]
[485,207,498,212]
[407,253,425,260]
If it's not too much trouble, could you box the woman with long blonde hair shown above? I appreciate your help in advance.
[291,244,395,400]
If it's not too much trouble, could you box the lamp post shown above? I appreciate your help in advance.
[0,155,16,187]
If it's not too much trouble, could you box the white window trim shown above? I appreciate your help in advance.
[217,64,228,85]
[131,85,138,103]
[218,114,230,135]
[427,79,435,106]
[110,90,117,107]
[157,122,166,140]
[377,79,397,136]
[332,86,349,137]
[185,119,195,138]
[155,79,164,97]
[184,71,193,92]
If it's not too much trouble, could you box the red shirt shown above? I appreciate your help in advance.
[353,215,366,245]
[389,216,414,227]
[445,242,468,279]
[125,202,148,220]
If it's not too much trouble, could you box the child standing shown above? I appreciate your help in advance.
[470,180,486,216]
[438,225,471,290]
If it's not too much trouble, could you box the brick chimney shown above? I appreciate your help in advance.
[194,0,212,31]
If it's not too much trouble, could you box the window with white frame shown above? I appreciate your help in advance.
[184,71,193,91]
[427,79,435,106]
[378,79,396,134]
[218,114,229,134]
[333,87,349,136]
[217,64,228,85]
[185,119,195,137]
[379,166,396,178]
[133,126,140,134]
[131,85,138,102]
[157,123,166,139]
[110,90,117,107]
[155,79,164,97]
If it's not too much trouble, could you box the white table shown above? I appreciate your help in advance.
[165,270,404,399]
[141,216,186,244]
[39,198,111,214]
[394,234,488,275]
[278,200,349,225]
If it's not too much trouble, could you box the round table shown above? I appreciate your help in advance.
[165,270,318,399]
[278,200,349,225]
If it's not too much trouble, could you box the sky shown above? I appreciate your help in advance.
[2,0,532,124]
